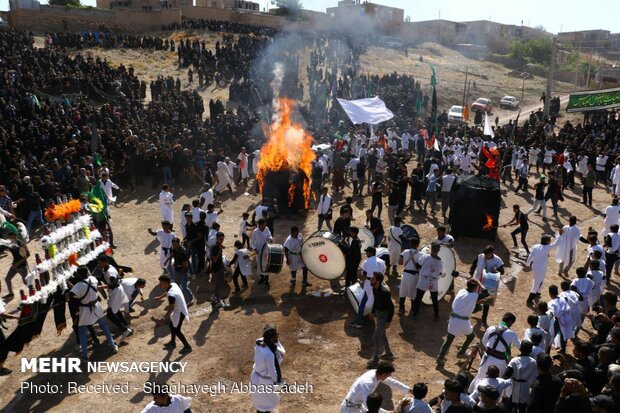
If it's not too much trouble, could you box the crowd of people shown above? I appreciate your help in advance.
[1,20,620,413]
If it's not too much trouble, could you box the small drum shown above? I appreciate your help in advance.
[420,244,457,305]
[401,224,420,250]
[301,231,345,280]
[479,272,500,305]
[359,227,375,249]
[260,243,284,274]
[346,283,372,316]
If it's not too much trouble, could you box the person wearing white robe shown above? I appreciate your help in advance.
[547,285,574,351]
[157,276,191,353]
[387,219,404,276]
[602,198,620,235]
[436,278,485,366]
[148,223,176,275]
[524,234,558,302]
[97,256,132,339]
[398,239,421,315]
[199,184,214,209]
[469,313,520,393]
[158,185,174,223]
[215,160,233,194]
[503,342,537,408]
[237,147,250,183]
[555,216,581,276]
[250,326,285,413]
[340,365,412,413]
[252,150,260,175]
[283,226,309,286]
[571,269,595,316]
[69,266,118,360]
[559,282,581,337]
[251,219,273,287]
[141,392,192,413]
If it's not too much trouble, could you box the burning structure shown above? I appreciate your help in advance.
[256,98,315,213]
[449,174,501,240]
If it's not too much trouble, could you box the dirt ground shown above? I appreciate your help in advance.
[0,164,619,412]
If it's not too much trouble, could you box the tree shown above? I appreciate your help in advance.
[49,0,81,6]
[271,0,303,19]
[509,38,553,65]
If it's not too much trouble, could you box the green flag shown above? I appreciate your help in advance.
[87,181,108,220]
[93,152,102,167]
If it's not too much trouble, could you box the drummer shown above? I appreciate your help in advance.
[469,245,505,326]
[365,209,384,247]
[345,227,362,288]
[284,226,311,288]
[350,246,386,329]
[411,242,444,322]
[387,217,405,278]
[398,237,421,316]
[433,226,454,248]
[251,218,273,289]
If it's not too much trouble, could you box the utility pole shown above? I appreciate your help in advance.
[544,36,557,118]
[462,67,468,108]
[521,74,525,103]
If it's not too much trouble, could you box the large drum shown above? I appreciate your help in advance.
[479,272,500,305]
[401,224,420,250]
[359,228,375,250]
[346,283,372,316]
[420,244,457,305]
[301,231,345,280]
[260,243,284,274]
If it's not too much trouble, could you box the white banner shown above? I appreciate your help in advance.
[483,112,495,138]
[337,96,394,125]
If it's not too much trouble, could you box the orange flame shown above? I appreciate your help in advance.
[288,183,296,208]
[257,98,314,209]
[482,213,494,231]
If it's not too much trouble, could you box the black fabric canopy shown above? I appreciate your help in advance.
[449,174,501,240]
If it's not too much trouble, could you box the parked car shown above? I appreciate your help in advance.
[471,97,493,113]
[448,105,464,122]
[499,95,520,109]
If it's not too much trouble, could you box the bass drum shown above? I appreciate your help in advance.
[420,244,456,305]
[400,224,419,250]
[358,228,375,250]
[260,243,284,274]
[301,231,345,280]
[346,283,372,316]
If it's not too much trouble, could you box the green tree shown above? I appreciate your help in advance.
[271,0,303,19]
[49,0,81,6]
[510,38,552,65]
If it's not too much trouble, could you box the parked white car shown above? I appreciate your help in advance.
[499,95,520,109]
[448,105,464,122]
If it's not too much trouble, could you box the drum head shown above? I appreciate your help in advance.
[260,243,270,273]
[301,233,345,280]
[420,244,456,305]
[358,228,375,250]
[346,284,371,316]
[401,224,419,240]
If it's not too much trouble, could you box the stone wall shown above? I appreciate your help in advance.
[9,5,181,33]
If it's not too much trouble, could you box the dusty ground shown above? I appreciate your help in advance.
[1,38,614,413]
[0,166,619,412]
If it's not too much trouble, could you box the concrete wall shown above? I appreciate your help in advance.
[9,5,181,33]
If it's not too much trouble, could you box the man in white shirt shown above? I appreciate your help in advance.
[524,234,558,304]
[198,183,214,209]
[440,169,456,219]
[317,186,333,231]
[158,184,174,223]
[411,243,444,321]
[351,246,385,329]
[251,219,273,288]
[555,216,581,276]
[141,384,192,413]
[148,221,176,275]
[156,274,192,354]
[215,160,234,195]
[542,146,555,173]
[237,147,250,187]
[284,226,311,287]
[595,152,609,183]
[398,238,421,316]
[470,245,505,326]
[340,362,412,413]
[99,172,120,205]
[69,266,118,361]
[469,312,521,392]
[602,198,620,236]
[436,278,485,367]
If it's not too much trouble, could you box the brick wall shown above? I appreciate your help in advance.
[9,5,181,33]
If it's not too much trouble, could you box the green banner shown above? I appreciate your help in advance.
[567,87,620,112]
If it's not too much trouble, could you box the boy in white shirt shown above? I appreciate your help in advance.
[229,240,251,292]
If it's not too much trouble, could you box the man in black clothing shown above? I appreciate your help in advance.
[526,176,547,222]
[3,232,29,298]
[553,376,592,413]
[370,179,384,218]
[368,272,394,366]
[333,209,351,239]
[504,204,530,255]
[527,353,563,413]
[183,212,199,276]
[192,211,209,276]
[345,227,362,288]
[210,231,227,309]
[366,209,385,247]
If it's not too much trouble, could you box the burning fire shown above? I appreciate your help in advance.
[257,98,314,209]
[482,213,494,231]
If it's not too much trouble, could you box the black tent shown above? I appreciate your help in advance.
[449,174,501,240]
